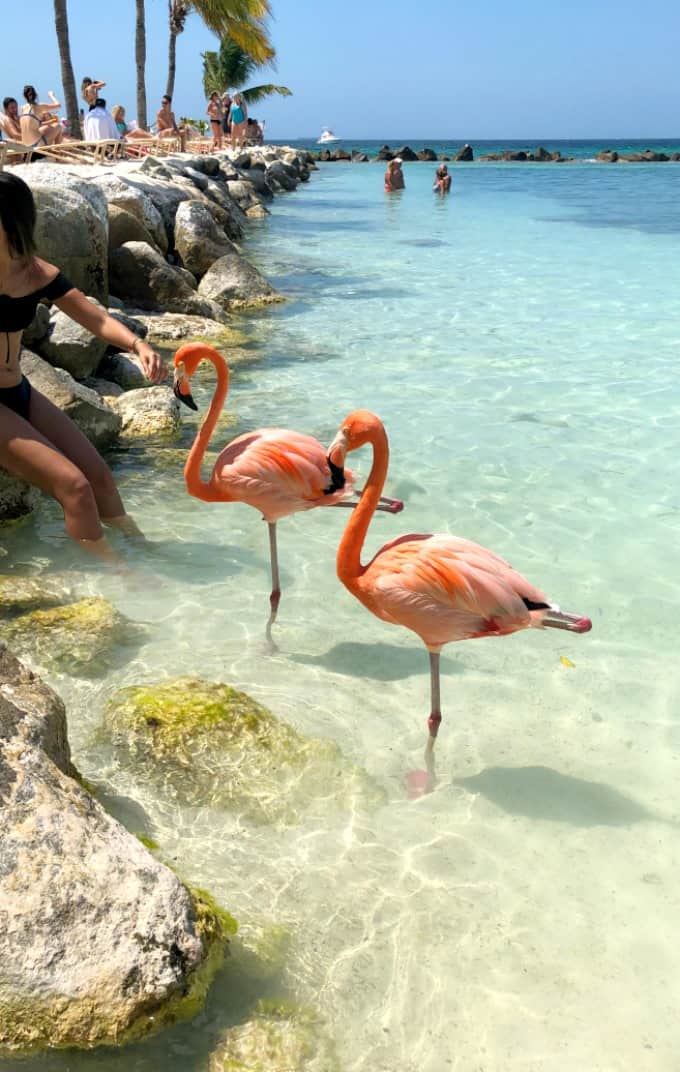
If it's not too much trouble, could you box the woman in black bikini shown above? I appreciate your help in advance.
[206,92,224,150]
[0,173,165,561]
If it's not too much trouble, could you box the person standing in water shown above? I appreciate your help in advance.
[433,164,451,193]
[0,173,165,562]
[384,158,404,192]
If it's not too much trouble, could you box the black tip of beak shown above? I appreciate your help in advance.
[173,380,198,411]
[323,456,346,495]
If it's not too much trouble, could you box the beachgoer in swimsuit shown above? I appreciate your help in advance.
[81,77,106,111]
[0,98,22,143]
[222,94,232,141]
[0,173,166,562]
[433,164,451,194]
[229,93,248,150]
[19,86,63,148]
[384,158,404,192]
[157,95,186,152]
[110,104,151,140]
[207,92,224,150]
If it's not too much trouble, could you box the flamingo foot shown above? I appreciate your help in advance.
[265,587,281,650]
[406,735,437,799]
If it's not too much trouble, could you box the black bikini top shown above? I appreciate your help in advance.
[0,271,75,332]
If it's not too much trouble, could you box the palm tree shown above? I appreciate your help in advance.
[166,0,274,100]
[52,0,80,138]
[202,37,291,106]
[135,0,148,131]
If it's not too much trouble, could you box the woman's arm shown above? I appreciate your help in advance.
[54,289,166,383]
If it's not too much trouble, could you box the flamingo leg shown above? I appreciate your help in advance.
[266,522,281,645]
[427,651,442,739]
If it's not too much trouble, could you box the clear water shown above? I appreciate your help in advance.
[6,160,680,1071]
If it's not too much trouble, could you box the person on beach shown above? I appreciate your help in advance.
[206,92,224,149]
[384,157,404,192]
[19,86,63,148]
[229,93,248,150]
[0,98,22,143]
[0,173,165,562]
[433,164,451,194]
[81,77,106,111]
[221,93,232,142]
[157,95,186,151]
[111,104,151,140]
[83,99,119,142]
[246,117,264,144]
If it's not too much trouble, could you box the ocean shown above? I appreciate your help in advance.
[9,151,680,1071]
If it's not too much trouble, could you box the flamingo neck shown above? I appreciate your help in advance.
[336,424,389,587]
[184,354,229,500]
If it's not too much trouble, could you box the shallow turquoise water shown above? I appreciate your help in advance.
[7,160,680,1071]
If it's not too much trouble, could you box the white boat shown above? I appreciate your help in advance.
[317,127,339,144]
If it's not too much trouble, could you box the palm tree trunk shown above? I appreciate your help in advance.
[135,0,148,131]
[52,0,80,138]
[166,13,178,100]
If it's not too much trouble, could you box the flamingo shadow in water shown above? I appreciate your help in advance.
[291,641,462,682]
[453,766,680,829]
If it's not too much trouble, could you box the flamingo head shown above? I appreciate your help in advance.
[327,409,384,468]
[172,343,225,411]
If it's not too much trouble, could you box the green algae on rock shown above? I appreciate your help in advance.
[0,597,142,676]
[209,1001,342,1072]
[0,574,72,614]
[104,677,386,825]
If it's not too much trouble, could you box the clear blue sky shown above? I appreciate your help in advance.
[4,0,680,140]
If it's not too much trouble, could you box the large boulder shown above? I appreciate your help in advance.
[96,352,147,390]
[597,149,619,163]
[454,143,474,162]
[417,147,437,161]
[33,298,108,380]
[89,174,168,253]
[21,175,109,303]
[265,161,298,191]
[0,575,73,613]
[0,646,233,1054]
[109,242,226,319]
[393,145,418,161]
[21,351,121,450]
[121,175,192,247]
[108,204,160,252]
[209,1005,341,1072]
[0,597,143,676]
[104,677,385,826]
[225,179,262,210]
[111,387,182,440]
[131,312,248,346]
[174,201,238,280]
[198,252,282,311]
[0,472,39,524]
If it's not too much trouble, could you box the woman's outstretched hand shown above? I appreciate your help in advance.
[133,342,167,384]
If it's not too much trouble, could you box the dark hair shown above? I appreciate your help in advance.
[82,77,93,88]
[2,97,17,111]
[162,95,171,104]
[95,98,106,108]
[23,85,37,104]
[0,173,37,258]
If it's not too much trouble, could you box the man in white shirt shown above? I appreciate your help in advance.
[84,99,120,142]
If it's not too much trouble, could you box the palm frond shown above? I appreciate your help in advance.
[241,83,292,105]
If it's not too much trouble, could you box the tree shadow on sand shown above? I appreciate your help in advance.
[454,766,679,829]
[290,640,461,682]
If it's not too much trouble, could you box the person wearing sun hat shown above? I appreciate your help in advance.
[384,157,405,192]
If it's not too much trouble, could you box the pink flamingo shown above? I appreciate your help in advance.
[173,344,403,643]
[328,410,592,792]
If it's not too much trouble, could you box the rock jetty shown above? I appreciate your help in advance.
[0,145,315,525]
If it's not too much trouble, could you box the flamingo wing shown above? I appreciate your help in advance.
[213,429,354,520]
[360,534,550,647]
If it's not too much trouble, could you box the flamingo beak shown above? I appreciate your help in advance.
[326,429,347,470]
[173,363,198,411]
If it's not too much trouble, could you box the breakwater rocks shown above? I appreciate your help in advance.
[0,145,315,525]
[0,644,234,1053]
[312,142,680,164]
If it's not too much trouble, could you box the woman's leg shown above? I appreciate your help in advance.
[27,388,129,522]
[0,401,119,559]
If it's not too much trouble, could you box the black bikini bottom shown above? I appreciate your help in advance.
[0,376,32,420]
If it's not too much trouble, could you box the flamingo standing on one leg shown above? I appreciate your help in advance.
[172,344,403,643]
[328,409,592,794]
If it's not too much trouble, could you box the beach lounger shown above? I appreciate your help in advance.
[31,139,124,165]
[0,139,35,169]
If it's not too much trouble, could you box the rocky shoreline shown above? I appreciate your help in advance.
[0,145,345,1065]
[312,142,680,163]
